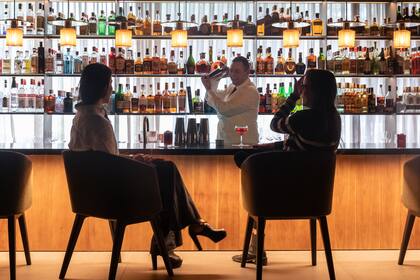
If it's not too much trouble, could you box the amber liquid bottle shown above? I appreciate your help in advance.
[160,47,168,74]
[264,47,274,74]
[143,10,152,35]
[154,82,163,113]
[257,7,265,36]
[196,53,210,73]
[153,10,162,36]
[188,14,199,35]
[162,82,171,113]
[143,48,152,74]
[256,47,264,74]
[199,15,211,35]
[285,49,296,74]
[211,15,221,35]
[152,46,161,74]
[169,82,178,113]
[312,13,323,36]
[306,48,317,69]
[274,48,285,74]
[167,50,177,74]
[178,81,187,112]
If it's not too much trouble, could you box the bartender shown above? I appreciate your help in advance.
[201,56,259,145]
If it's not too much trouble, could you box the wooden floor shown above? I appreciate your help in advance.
[1,250,420,279]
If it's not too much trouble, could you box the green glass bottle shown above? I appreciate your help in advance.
[187,45,195,74]
[115,83,124,113]
[98,10,106,36]
[107,10,116,35]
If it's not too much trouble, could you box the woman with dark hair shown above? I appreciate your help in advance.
[69,64,226,269]
[232,69,341,265]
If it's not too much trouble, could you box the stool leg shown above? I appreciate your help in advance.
[310,218,317,266]
[150,218,174,277]
[59,214,85,279]
[398,212,416,265]
[319,216,335,280]
[108,220,122,263]
[108,221,126,280]
[18,214,31,265]
[256,217,266,280]
[8,215,16,280]
[241,215,254,268]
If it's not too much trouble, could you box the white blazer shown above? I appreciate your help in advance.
[206,78,259,145]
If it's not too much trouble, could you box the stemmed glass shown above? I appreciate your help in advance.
[232,125,250,147]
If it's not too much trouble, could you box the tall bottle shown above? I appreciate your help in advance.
[257,7,265,36]
[187,46,195,74]
[135,51,143,74]
[178,50,186,74]
[139,84,147,113]
[275,48,285,74]
[143,48,152,74]
[131,85,139,113]
[146,84,155,113]
[115,48,126,74]
[125,49,134,74]
[162,82,171,113]
[153,10,162,36]
[26,3,35,34]
[264,47,274,74]
[36,3,45,34]
[385,85,395,113]
[98,10,107,35]
[64,48,73,74]
[38,42,45,74]
[89,12,97,35]
[154,82,163,113]
[107,11,116,35]
[152,46,161,74]
[318,48,326,70]
[143,10,152,35]
[10,77,18,112]
[167,50,177,74]
[160,48,168,74]
[178,81,186,113]
[127,6,136,32]
[256,46,264,74]
[114,84,124,113]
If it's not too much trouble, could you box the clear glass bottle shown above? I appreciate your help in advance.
[36,3,45,34]
[3,50,11,74]
[89,12,98,35]
[26,3,35,34]
[14,51,22,74]
[73,51,82,74]
[55,47,64,74]
[64,48,73,74]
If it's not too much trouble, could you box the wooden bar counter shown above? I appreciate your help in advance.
[1,145,420,252]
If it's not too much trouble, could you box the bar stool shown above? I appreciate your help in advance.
[59,151,173,280]
[0,151,32,280]
[398,156,420,265]
[240,151,337,280]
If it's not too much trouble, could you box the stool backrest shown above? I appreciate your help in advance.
[62,151,162,220]
[0,151,32,216]
[241,151,336,218]
[402,156,420,214]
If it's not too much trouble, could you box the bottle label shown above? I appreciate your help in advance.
[116,58,125,73]
[135,63,143,73]
[125,60,134,74]
[265,62,273,74]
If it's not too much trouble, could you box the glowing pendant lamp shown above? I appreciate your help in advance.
[338,22,355,48]
[5,0,24,47]
[60,19,77,47]
[171,21,188,48]
[226,2,243,48]
[116,21,132,48]
[394,23,411,49]
[283,21,300,48]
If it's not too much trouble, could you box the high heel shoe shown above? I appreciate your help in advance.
[188,223,227,251]
[150,239,183,269]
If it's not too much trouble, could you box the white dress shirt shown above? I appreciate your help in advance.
[205,78,259,145]
[68,103,119,155]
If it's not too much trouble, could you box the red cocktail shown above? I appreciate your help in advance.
[233,125,250,147]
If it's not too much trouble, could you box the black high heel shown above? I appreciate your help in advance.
[188,223,227,251]
[150,239,183,269]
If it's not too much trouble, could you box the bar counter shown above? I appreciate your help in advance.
[1,144,420,252]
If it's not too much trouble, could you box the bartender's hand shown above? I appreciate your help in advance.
[201,75,212,91]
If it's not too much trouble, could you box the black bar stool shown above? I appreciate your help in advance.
[399,156,420,265]
[59,151,173,280]
[0,151,32,280]
[240,151,337,280]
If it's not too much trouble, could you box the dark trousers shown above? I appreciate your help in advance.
[152,159,201,248]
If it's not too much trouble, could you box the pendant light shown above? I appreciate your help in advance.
[227,2,243,48]
[5,0,24,46]
[272,0,310,48]
[394,23,411,49]
[49,0,86,47]
[115,21,132,48]
[162,2,197,48]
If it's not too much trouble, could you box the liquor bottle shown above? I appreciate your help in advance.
[24,50,32,73]
[125,49,134,74]
[115,84,124,113]
[152,46,161,74]
[2,51,11,74]
[247,52,254,74]
[153,10,162,36]
[55,12,64,35]
[187,46,195,74]
[108,47,116,73]
[160,48,168,74]
[139,85,147,113]
[123,84,132,113]
[403,48,411,75]
[378,48,387,74]
[130,85,139,113]
[79,12,89,35]
[245,15,256,35]
[307,48,317,69]
[192,89,203,113]
[177,50,186,74]
[107,11,116,35]
[318,48,326,70]
[188,14,198,35]
[44,90,56,113]
[312,13,323,36]
[199,15,211,35]
[168,50,177,74]
[100,48,107,65]
[301,11,311,36]
[326,45,334,71]
[264,8,272,36]
[17,79,25,111]
[36,3,44,34]
[143,48,152,74]
[135,7,143,35]
[162,82,171,113]
[143,10,152,35]
[115,48,126,74]
[285,49,296,74]
[258,87,265,113]
[370,17,379,36]
[63,92,73,113]
[89,47,99,64]
[89,12,97,35]
[342,49,350,74]
[364,48,371,74]
[38,42,45,73]
[127,6,136,31]
[296,52,306,74]
[256,46,264,74]
[264,47,274,74]
[221,50,228,65]
[397,5,403,21]
[10,77,18,112]
[270,5,280,36]
[64,48,73,74]
[26,3,35,34]
[31,48,38,74]
[264,84,272,112]
[169,82,177,113]
[208,46,214,67]
[1,4,9,35]
[115,7,127,28]
[271,83,278,113]
[376,84,385,112]
[211,15,220,35]
[275,48,285,74]
[81,47,89,69]
[385,85,395,113]
[135,52,143,74]
[154,82,163,113]
[164,14,173,35]
[14,51,22,74]
[178,81,186,113]
[1,80,8,111]
[196,53,210,73]
[257,7,265,36]
[221,14,229,35]
[98,10,107,36]
[73,51,82,74]
[146,84,155,113]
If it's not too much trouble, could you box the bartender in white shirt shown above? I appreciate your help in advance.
[201,56,259,145]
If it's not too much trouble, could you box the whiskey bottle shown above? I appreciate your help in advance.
[164,14,172,35]
[178,50,186,74]
[264,84,272,112]
[306,48,317,69]
[318,47,326,70]
[36,3,44,34]
[115,48,126,74]
[139,85,147,113]
[123,84,132,113]
[378,48,387,74]
[146,84,155,113]
[125,49,134,74]
[127,6,136,32]
[301,11,311,36]
[153,10,162,36]
[256,46,264,74]
[115,84,124,113]
[274,48,285,74]
[131,85,139,113]
[264,8,272,36]
[152,46,161,74]
[143,48,152,74]
[244,15,256,35]
[271,5,281,36]
[199,15,211,35]
[364,48,372,74]
[154,82,163,113]
[211,15,221,35]
[162,82,171,113]
[143,10,152,35]
[370,17,379,36]
[89,12,97,35]
[296,52,306,74]
[349,47,358,74]
[108,47,116,74]
[135,7,143,35]
[188,14,199,35]
[169,82,178,113]
[285,49,296,74]
[178,81,186,113]
[257,7,265,36]
[342,49,350,74]
[167,50,177,74]
[264,47,274,74]
[247,52,255,74]
[196,53,210,73]
[160,47,168,74]
[312,13,323,36]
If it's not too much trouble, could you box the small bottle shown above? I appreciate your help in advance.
[81,47,89,70]
[285,49,296,74]
[306,48,317,69]
[275,48,285,75]
[167,50,177,74]
[199,15,211,35]
[63,92,73,113]
[36,3,45,34]
[134,52,143,74]
[264,47,274,74]
[44,90,56,113]
[296,52,306,74]
[195,53,210,74]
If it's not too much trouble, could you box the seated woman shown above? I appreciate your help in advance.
[69,63,226,268]
[232,69,342,264]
